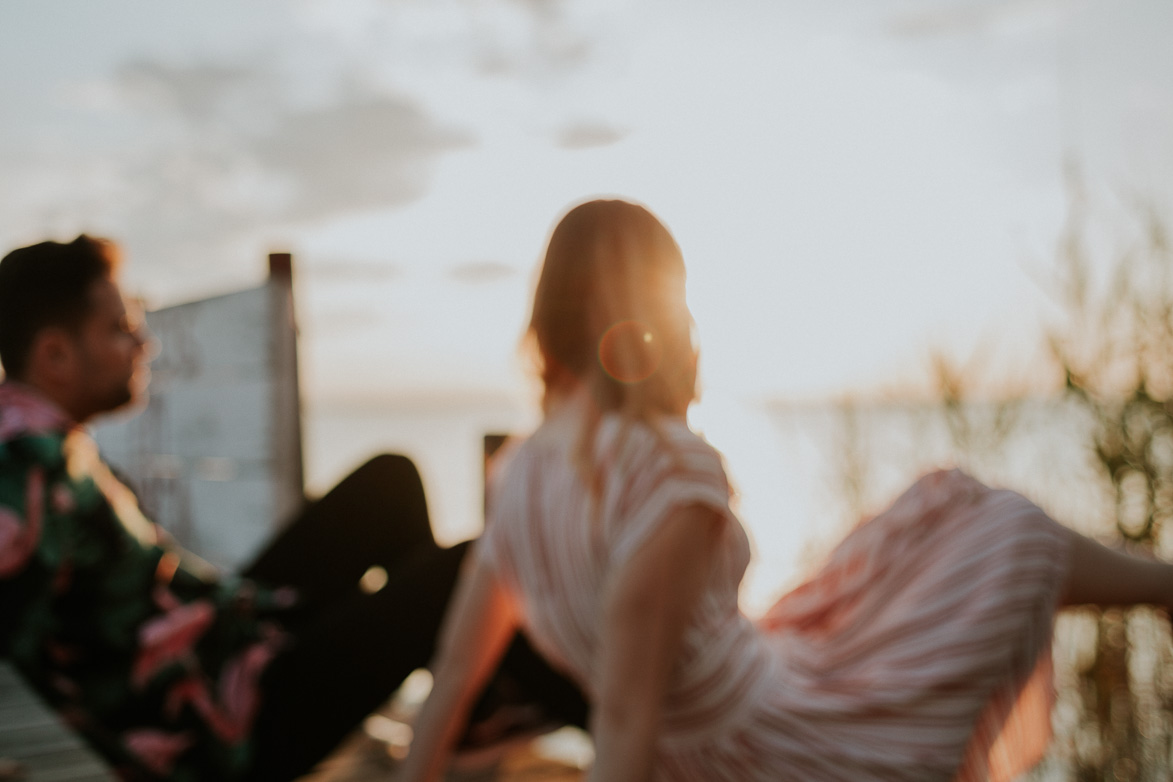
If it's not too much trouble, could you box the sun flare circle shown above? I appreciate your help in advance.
[598,319,663,384]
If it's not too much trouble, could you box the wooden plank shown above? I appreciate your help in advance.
[0,662,116,782]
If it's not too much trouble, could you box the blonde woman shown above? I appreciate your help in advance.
[401,199,1173,782]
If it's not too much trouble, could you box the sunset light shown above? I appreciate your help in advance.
[3,0,1171,624]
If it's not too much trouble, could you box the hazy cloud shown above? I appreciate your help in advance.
[465,0,597,76]
[112,59,471,220]
[249,95,471,219]
[554,120,627,149]
[886,0,1062,39]
[0,53,473,299]
[448,261,517,282]
[117,60,266,125]
[305,304,383,337]
[300,258,403,283]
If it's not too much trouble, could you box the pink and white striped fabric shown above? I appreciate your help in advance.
[479,400,1071,781]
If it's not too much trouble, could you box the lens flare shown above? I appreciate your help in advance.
[598,320,663,384]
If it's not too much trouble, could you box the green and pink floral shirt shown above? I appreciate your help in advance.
[0,382,288,780]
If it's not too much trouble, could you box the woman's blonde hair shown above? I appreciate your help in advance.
[529,199,698,484]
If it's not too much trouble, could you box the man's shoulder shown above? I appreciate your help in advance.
[0,383,72,467]
[0,427,68,473]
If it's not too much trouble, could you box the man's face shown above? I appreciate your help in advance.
[70,276,149,419]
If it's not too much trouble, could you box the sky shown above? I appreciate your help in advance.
[3,0,1173,604]
[2,0,1171,404]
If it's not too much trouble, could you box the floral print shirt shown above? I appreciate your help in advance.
[0,382,288,780]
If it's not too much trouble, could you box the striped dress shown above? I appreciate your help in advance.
[479,400,1071,781]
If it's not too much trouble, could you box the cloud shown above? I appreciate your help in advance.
[461,0,597,76]
[248,93,472,219]
[299,257,403,283]
[447,260,517,282]
[0,53,472,300]
[304,304,383,337]
[554,120,627,149]
[886,0,1062,39]
[117,60,265,125]
[112,59,471,219]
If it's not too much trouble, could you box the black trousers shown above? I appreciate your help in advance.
[241,455,587,781]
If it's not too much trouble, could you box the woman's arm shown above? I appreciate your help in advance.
[588,503,724,782]
[399,547,520,782]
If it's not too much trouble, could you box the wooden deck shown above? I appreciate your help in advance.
[299,688,590,782]
[0,662,585,782]
[0,662,116,782]
[299,729,587,782]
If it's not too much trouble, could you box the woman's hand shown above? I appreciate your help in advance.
[588,503,724,782]
[398,547,520,782]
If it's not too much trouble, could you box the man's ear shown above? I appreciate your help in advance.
[27,327,80,382]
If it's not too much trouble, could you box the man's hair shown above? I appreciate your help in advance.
[0,235,120,378]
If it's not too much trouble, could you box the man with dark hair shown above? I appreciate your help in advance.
[0,236,136,412]
[0,237,586,780]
